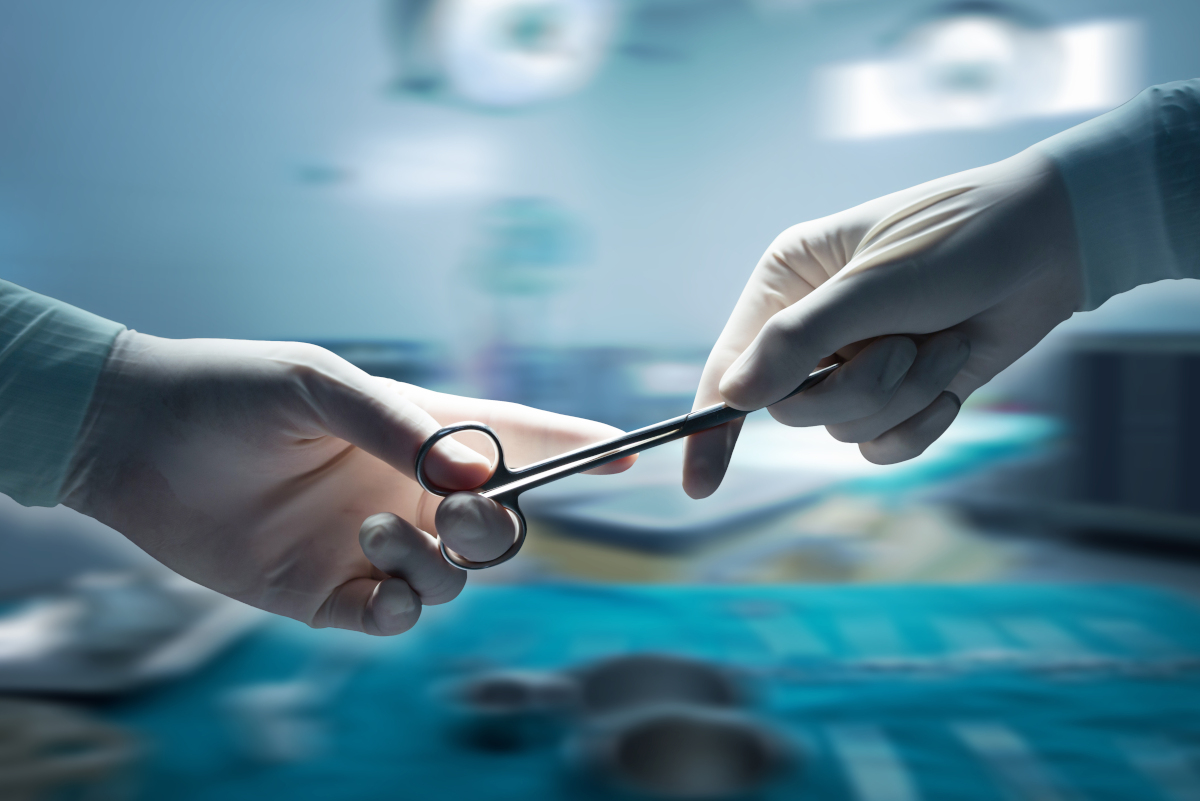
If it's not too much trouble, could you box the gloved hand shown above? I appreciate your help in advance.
[63,331,634,635]
[684,147,1084,498]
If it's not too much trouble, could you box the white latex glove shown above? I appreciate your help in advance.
[63,331,634,635]
[684,147,1084,498]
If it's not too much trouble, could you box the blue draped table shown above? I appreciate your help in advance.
[108,584,1200,800]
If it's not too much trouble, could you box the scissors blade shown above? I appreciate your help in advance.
[478,362,840,502]
[481,417,689,499]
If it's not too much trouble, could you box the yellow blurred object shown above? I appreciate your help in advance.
[524,496,1012,585]
[0,698,139,801]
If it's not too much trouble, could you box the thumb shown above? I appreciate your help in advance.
[302,350,493,490]
[435,492,519,564]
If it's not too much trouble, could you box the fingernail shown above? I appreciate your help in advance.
[881,339,918,389]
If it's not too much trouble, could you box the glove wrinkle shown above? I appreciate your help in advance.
[848,190,977,275]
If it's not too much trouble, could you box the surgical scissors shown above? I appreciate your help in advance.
[415,363,840,570]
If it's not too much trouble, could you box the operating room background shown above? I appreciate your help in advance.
[5,3,1200,798]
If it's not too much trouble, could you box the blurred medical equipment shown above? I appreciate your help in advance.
[0,571,262,694]
[448,653,791,798]
[447,669,579,749]
[1065,334,1200,540]
[818,3,1141,139]
[528,468,844,554]
[0,699,138,801]
[571,705,792,799]
[958,334,1200,545]
[386,0,618,107]
[573,653,743,715]
[451,654,742,724]
[416,363,840,569]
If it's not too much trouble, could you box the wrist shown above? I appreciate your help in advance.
[61,329,159,514]
[1034,82,1198,309]
[0,282,125,507]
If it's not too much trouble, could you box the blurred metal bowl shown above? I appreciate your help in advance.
[443,670,579,751]
[570,705,792,799]
[454,670,579,714]
[571,654,744,717]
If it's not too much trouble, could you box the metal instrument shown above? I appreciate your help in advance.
[415,363,840,570]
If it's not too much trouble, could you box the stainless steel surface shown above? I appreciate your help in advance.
[416,363,841,569]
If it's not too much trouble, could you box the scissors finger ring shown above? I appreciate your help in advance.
[414,422,528,570]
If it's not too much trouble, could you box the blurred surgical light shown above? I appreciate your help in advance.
[817,5,1142,139]
[388,0,618,108]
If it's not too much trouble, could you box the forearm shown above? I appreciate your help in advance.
[1036,79,1200,310]
[0,280,123,506]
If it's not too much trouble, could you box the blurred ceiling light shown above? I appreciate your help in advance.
[349,135,499,201]
[388,0,618,108]
[817,4,1141,140]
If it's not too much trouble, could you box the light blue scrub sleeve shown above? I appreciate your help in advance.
[0,280,124,507]
[1036,79,1200,311]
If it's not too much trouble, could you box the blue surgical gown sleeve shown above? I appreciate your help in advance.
[1037,78,1200,310]
[0,280,124,507]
